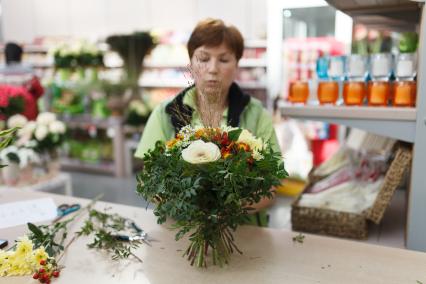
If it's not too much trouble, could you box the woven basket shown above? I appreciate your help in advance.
[291,145,412,240]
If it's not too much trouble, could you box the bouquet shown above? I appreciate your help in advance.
[137,126,287,267]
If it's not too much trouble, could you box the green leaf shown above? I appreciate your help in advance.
[228,129,242,141]
[0,127,19,137]
[27,223,44,238]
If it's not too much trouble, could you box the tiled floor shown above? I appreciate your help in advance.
[50,171,406,250]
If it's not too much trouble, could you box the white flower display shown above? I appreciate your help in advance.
[237,129,264,151]
[34,125,49,141]
[49,121,66,134]
[182,140,221,164]
[7,114,28,129]
[17,148,40,168]
[0,145,19,163]
[36,112,57,126]
[17,121,37,137]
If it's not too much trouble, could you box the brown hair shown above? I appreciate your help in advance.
[187,18,244,61]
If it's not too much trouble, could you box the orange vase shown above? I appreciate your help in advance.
[393,81,416,107]
[318,81,339,105]
[289,81,309,104]
[343,81,365,106]
[368,81,389,106]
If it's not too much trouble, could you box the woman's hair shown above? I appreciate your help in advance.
[187,18,244,61]
[5,42,23,64]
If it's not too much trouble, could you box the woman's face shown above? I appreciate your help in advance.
[190,43,238,97]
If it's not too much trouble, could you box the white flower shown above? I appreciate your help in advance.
[7,114,28,129]
[0,146,20,164]
[49,121,66,134]
[181,140,221,164]
[18,148,40,168]
[35,125,49,141]
[237,129,264,151]
[18,121,37,138]
[252,150,264,161]
[36,112,57,125]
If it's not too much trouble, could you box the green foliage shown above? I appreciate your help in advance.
[0,127,18,168]
[106,32,156,83]
[27,220,72,257]
[399,32,418,53]
[76,208,143,262]
[0,96,24,117]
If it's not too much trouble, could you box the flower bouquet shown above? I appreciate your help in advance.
[137,126,287,267]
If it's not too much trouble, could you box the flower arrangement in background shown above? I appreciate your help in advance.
[137,126,287,267]
[125,99,151,126]
[13,113,66,154]
[0,85,26,120]
[53,42,104,69]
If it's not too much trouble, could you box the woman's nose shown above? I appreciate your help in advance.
[207,59,219,73]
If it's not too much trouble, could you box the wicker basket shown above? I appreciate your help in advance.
[291,145,412,240]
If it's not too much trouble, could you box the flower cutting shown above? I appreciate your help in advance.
[137,125,287,267]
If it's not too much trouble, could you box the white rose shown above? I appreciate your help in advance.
[35,125,49,141]
[36,112,57,125]
[237,129,264,151]
[7,114,28,129]
[49,121,66,134]
[181,140,221,164]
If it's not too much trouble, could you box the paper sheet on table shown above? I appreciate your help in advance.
[0,198,57,229]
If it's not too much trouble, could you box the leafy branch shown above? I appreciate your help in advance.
[76,208,144,263]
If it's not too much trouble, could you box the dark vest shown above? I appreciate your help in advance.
[165,82,251,133]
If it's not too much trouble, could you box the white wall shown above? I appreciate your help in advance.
[1,0,267,42]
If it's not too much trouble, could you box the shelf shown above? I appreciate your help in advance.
[279,103,417,143]
[239,59,267,68]
[139,80,266,89]
[58,114,123,129]
[60,158,115,175]
[139,81,188,88]
[0,45,49,53]
[325,0,421,31]
[238,82,267,89]
[244,39,267,48]
[142,58,266,68]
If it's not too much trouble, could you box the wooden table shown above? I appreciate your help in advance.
[1,189,425,284]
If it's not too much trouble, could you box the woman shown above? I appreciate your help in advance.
[135,19,281,225]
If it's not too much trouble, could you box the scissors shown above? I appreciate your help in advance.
[113,220,154,246]
[52,203,81,223]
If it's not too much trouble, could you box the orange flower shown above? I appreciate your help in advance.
[176,133,184,140]
[236,142,250,152]
[221,149,232,159]
[195,129,204,138]
[166,138,179,148]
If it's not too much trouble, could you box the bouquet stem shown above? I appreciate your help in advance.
[183,227,241,268]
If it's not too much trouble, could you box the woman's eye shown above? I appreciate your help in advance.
[198,57,209,62]
[220,59,230,63]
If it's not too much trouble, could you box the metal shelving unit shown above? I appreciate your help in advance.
[59,114,126,178]
[278,0,426,251]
